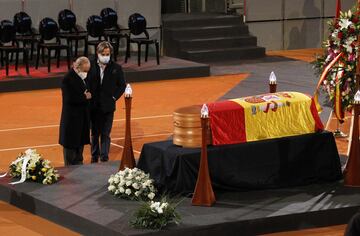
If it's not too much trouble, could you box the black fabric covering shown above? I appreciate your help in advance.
[137,131,343,194]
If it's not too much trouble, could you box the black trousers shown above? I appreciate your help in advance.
[63,146,84,166]
[90,110,114,162]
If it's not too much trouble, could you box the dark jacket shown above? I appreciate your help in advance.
[88,60,126,113]
[59,69,90,148]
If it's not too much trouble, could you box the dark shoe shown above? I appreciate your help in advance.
[100,158,108,162]
[91,158,98,163]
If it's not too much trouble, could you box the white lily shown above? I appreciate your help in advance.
[339,18,352,30]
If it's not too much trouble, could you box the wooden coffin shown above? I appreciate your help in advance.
[173,105,212,148]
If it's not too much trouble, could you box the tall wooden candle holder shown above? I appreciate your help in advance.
[344,1,360,184]
[269,83,277,93]
[119,84,136,171]
[344,91,360,186]
[192,104,216,206]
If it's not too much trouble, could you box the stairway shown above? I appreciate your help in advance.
[162,13,265,62]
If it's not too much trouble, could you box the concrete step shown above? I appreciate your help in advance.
[165,24,249,40]
[181,46,266,62]
[162,13,243,28]
[176,36,257,50]
[162,13,264,62]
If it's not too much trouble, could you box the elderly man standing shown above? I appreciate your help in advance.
[59,56,91,166]
[88,41,126,163]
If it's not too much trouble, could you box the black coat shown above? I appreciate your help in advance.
[88,60,126,113]
[59,69,90,148]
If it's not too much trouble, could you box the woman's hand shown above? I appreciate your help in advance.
[84,90,92,100]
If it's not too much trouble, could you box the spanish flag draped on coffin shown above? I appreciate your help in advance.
[207,92,324,145]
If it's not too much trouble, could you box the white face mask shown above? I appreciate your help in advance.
[98,54,110,64]
[78,72,88,80]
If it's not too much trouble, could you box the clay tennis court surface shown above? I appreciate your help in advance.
[0,49,351,235]
[0,73,246,170]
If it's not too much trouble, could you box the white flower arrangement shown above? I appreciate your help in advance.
[150,201,168,214]
[313,6,360,112]
[8,149,60,184]
[130,197,181,230]
[108,167,156,201]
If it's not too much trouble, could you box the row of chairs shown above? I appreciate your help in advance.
[0,8,160,76]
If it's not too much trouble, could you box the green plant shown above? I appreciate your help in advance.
[130,197,181,230]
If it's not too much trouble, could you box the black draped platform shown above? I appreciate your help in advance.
[137,131,343,193]
[0,158,358,235]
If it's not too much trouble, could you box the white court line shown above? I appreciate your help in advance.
[0,143,59,152]
[325,110,333,130]
[0,132,172,153]
[0,114,172,133]
[324,110,350,131]
[110,142,141,154]
[112,132,172,141]
[0,124,60,132]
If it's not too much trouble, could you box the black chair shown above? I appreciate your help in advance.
[58,9,88,58]
[86,15,106,58]
[101,8,127,60]
[0,20,29,76]
[13,12,39,60]
[125,13,159,66]
[35,17,70,72]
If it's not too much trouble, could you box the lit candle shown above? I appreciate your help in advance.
[269,71,277,85]
[125,84,132,98]
[201,104,209,118]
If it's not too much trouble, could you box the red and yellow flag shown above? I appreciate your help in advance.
[208,92,323,145]
[334,62,345,122]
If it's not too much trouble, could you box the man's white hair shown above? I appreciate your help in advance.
[73,56,90,71]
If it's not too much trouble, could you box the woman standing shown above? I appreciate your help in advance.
[59,57,91,165]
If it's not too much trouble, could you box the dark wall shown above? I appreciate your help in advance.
[162,0,183,13]
[162,0,225,14]
[246,0,357,50]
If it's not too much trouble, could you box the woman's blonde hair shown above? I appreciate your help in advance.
[96,41,113,54]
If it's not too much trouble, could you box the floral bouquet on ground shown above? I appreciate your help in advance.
[108,167,156,201]
[8,149,60,184]
[130,197,181,230]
